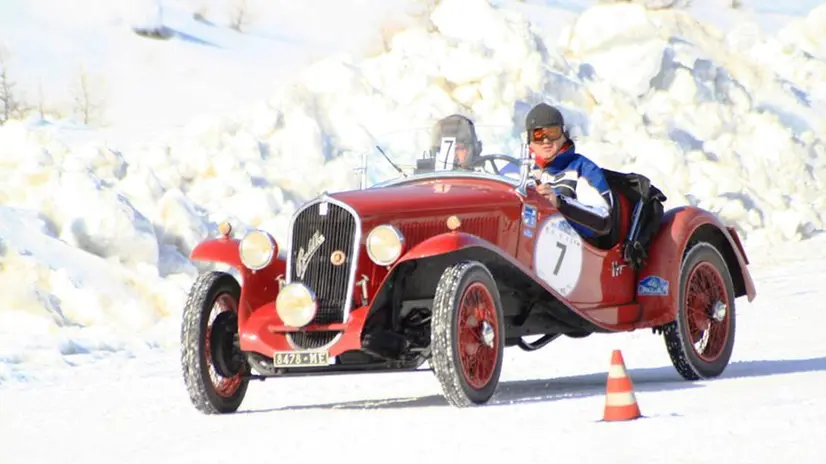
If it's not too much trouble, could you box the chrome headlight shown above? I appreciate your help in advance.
[276,283,317,327]
[366,224,405,266]
[239,230,276,270]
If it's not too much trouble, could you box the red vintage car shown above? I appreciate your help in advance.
[179,124,756,413]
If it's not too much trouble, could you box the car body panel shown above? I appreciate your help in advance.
[189,237,285,326]
[515,186,638,309]
[634,206,757,328]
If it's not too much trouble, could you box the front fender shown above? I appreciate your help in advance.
[397,231,487,263]
[189,237,286,325]
[637,206,757,327]
[190,237,243,269]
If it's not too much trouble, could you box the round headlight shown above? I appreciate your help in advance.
[276,283,317,328]
[366,224,405,266]
[239,230,276,270]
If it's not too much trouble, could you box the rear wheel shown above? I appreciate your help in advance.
[181,271,250,414]
[664,242,736,380]
[431,261,505,407]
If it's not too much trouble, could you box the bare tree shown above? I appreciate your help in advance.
[229,0,249,31]
[0,46,22,125]
[37,81,46,119]
[72,65,105,125]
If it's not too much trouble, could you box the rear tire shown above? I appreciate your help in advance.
[664,242,736,380]
[431,261,505,407]
[181,271,250,414]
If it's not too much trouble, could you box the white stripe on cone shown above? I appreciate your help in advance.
[605,390,638,407]
[608,363,627,378]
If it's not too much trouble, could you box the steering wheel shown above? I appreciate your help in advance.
[466,154,522,176]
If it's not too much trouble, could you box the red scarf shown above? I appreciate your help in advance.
[533,141,573,169]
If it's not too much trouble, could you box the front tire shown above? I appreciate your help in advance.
[431,260,505,407]
[181,271,250,414]
[664,242,736,380]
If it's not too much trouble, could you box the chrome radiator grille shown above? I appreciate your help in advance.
[286,198,359,332]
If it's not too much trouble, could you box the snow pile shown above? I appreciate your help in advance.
[554,2,826,244]
[774,3,826,63]
[191,0,825,245]
[1,0,825,379]
[0,204,186,382]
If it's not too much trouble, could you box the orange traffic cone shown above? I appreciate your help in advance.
[602,349,642,421]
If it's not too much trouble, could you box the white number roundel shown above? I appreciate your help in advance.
[533,214,584,297]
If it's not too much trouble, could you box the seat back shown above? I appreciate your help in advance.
[586,182,631,250]
[601,169,668,268]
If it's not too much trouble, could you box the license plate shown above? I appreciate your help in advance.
[272,350,329,367]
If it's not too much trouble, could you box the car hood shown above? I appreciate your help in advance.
[329,178,520,219]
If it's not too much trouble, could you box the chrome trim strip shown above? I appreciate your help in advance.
[284,193,362,351]
[286,332,343,352]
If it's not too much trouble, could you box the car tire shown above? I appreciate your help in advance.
[431,260,505,407]
[663,241,737,381]
[181,271,250,414]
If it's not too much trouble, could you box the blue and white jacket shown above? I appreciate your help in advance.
[533,146,613,238]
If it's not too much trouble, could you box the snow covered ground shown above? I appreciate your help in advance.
[2,233,825,463]
[1,0,826,453]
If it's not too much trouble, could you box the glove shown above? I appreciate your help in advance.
[535,183,559,207]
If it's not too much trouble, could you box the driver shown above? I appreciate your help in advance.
[525,102,613,238]
[430,114,483,171]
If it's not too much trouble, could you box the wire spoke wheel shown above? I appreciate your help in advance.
[685,262,730,363]
[664,242,737,381]
[204,294,244,398]
[431,261,504,407]
[181,272,250,414]
[457,282,499,390]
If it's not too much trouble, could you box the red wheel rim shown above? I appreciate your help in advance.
[457,282,499,390]
[204,293,243,398]
[684,262,730,363]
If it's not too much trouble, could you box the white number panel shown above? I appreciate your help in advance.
[533,214,584,297]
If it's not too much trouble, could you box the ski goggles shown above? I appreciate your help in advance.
[530,126,564,142]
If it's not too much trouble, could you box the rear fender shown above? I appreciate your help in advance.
[189,238,286,325]
[636,206,757,327]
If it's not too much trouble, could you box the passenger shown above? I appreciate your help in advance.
[525,102,613,238]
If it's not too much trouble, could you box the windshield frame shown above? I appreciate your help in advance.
[360,123,532,191]
[368,168,524,190]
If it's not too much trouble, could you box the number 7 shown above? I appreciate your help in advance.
[437,138,455,170]
[553,241,567,275]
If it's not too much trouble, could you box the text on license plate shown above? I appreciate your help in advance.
[273,351,329,367]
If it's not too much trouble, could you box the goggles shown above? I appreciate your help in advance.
[530,126,563,143]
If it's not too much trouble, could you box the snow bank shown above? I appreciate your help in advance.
[1,0,825,378]
[555,2,826,245]
[0,204,186,382]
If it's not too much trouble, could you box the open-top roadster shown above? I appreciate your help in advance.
[180,123,756,413]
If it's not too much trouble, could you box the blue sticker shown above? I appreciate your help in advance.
[638,276,669,296]
[522,205,537,228]
[523,228,534,238]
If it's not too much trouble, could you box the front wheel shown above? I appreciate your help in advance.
[431,260,505,407]
[664,242,736,380]
[181,271,250,414]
